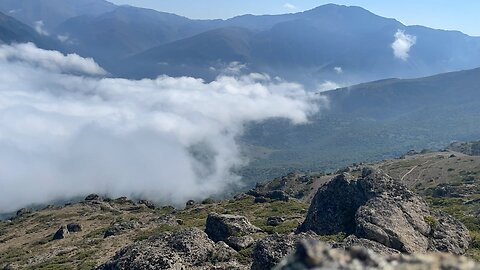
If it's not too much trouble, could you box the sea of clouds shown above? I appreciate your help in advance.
[0,43,325,212]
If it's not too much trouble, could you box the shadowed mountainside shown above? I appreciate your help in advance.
[242,67,480,183]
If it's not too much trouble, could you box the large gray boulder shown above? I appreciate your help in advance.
[430,212,470,255]
[296,171,369,235]
[298,167,470,254]
[355,196,431,253]
[205,212,262,243]
[94,228,247,270]
[275,239,480,270]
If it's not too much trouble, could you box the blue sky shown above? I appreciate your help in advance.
[108,0,480,36]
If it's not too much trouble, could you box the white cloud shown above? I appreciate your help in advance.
[0,43,325,212]
[391,30,417,61]
[34,20,49,36]
[334,66,343,74]
[318,80,341,92]
[57,34,70,43]
[284,3,297,10]
[0,43,106,75]
[224,61,247,75]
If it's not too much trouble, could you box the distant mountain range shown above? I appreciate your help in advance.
[0,11,54,47]
[0,0,115,31]
[0,0,479,85]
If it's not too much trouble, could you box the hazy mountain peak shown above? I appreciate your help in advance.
[0,10,55,48]
[0,0,116,30]
[102,5,191,22]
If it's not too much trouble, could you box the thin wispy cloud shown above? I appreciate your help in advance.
[283,3,297,10]
[391,30,417,61]
[318,80,341,92]
[0,43,325,212]
[334,67,343,74]
[57,34,71,44]
[34,20,49,36]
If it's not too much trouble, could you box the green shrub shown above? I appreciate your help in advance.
[424,216,438,229]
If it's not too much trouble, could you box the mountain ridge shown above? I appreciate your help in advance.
[2,1,479,84]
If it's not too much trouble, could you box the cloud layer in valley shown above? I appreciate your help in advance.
[0,43,324,212]
[391,30,417,61]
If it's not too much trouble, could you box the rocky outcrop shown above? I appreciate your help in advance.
[15,208,31,218]
[296,171,369,235]
[205,213,262,244]
[85,194,101,201]
[137,200,155,209]
[248,190,290,203]
[52,223,82,240]
[448,141,480,156]
[251,233,318,270]
[94,228,247,270]
[275,239,480,270]
[298,167,470,254]
[430,212,470,254]
[265,191,290,202]
[355,195,431,253]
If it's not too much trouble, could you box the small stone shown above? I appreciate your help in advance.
[67,223,82,233]
[85,194,101,201]
[104,220,139,238]
[114,197,133,204]
[267,217,286,226]
[2,263,16,270]
[53,225,69,240]
[138,199,156,209]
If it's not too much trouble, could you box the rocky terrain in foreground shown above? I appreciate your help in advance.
[1,145,480,269]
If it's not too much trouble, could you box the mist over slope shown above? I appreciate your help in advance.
[0,43,322,212]
[0,11,59,49]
